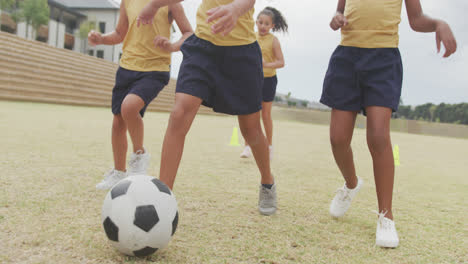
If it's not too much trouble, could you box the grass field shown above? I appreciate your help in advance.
[0,100,467,264]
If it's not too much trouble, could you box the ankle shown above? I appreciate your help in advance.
[133,148,145,154]
[114,167,126,172]
[345,176,358,189]
[383,211,393,220]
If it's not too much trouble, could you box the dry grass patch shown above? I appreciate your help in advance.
[0,101,467,264]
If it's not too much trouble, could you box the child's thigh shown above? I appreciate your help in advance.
[321,46,362,112]
[360,48,403,112]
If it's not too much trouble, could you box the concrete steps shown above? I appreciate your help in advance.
[0,31,217,115]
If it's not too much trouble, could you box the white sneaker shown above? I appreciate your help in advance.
[269,145,273,161]
[240,146,252,158]
[329,178,363,218]
[96,169,127,190]
[128,148,150,175]
[258,184,277,215]
[375,212,399,248]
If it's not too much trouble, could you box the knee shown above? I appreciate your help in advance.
[121,100,142,121]
[330,133,351,150]
[241,126,262,146]
[167,106,189,135]
[169,106,186,124]
[367,129,390,153]
[112,115,126,131]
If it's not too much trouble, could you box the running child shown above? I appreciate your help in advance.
[240,6,286,161]
[138,0,277,215]
[90,0,193,190]
[321,0,457,247]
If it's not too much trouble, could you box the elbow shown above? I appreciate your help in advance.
[278,61,285,69]
[408,20,418,32]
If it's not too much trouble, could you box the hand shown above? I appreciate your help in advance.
[330,12,348,31]
[435,20,457,58]
[88,30,103,46]
[137,2,159,27]
[154,36,174,52]
[206,3,242,36]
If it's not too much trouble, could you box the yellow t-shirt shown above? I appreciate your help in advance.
[340,0,403,48]
[119,0,172,72]
[256,32,276,77]
[195,0,256,46]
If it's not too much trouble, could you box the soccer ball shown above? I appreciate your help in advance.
[101,175,179,257]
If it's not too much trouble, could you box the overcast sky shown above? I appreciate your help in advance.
[118,0,467,106]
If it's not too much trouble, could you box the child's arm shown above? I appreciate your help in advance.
[330,0,347,31]
[405,0,457,57]
[154,3,193,52]
[88,0,129,46]
[263,37,285,69]
[206,0,255,36]
[137,0,184,27]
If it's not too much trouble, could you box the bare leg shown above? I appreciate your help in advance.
[159,93,202,189]
[238,112,273,184]
[330,109,359,189]
[112,114,127,171]
[366,106,394,220]
[261,101,273,146]
[121,94,146,153]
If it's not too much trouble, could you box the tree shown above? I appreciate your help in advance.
[15,0,49,38]
[397,105,411,119]
[274,96,282,102]
[0,0,15,31]
[79,20,97,53]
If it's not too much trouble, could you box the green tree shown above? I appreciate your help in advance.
[0,0,15,31]
[397,105,411,119]
[15,0,49,38]
[79,20,97,53]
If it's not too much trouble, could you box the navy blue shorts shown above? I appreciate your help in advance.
[176,34,263,115]
[320,46,403,114]
[112,67,169,117]
[262,75,277,102]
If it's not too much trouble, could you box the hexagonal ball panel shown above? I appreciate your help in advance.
[133,205,159,232]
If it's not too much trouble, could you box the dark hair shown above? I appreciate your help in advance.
[258,7,288,33]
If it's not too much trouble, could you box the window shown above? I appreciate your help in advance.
[99,22,106,33]
[97,50,104,59]
[88,50,94,56]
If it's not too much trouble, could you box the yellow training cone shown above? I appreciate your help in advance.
[229,127,240,146]
[393,145,400,166]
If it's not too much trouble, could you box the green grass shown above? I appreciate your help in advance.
[0,100,467,264]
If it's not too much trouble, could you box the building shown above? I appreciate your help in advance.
[0,0,122,63]
[51,0,122,63]
[48,0,87,50]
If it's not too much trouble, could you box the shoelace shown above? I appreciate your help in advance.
[103,168,115,179]
[373,210,392,230]
[335,187,351,202]
[260,188,274,206]
[128,155,142,167]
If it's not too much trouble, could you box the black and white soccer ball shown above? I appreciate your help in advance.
[101,175,179,257]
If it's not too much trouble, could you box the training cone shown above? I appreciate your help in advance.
[229,127,240,146]
[393,144,400,166]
